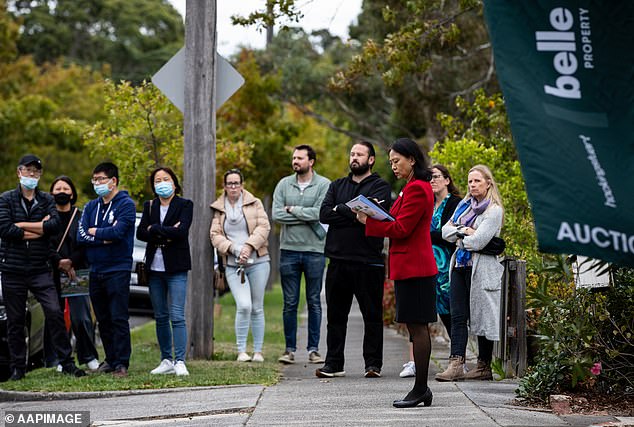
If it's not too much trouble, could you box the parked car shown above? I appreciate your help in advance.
[0,274,45,380]
[129,213,152,313]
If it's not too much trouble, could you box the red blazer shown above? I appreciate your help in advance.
[365,179,438,281]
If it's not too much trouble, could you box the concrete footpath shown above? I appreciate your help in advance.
[1,300,632,426]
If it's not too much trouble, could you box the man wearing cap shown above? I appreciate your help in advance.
[0,155,86,380]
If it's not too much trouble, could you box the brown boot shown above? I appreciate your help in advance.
[435,356,466,382]
[463,360,492,380]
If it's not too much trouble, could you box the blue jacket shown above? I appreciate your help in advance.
[77,190,136,273]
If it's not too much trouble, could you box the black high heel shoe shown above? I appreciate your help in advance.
[392,387,433,408]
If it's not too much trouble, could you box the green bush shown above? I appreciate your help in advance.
[518,267,634,402]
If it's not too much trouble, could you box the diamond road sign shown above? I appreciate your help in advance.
[152,47,244,112]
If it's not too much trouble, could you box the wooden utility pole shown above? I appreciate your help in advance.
[184,0,216,359]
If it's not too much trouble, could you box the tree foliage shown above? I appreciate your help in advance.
[430,90,538,263]
[10,0,184,82]
[83,80,183,201]
[0,2,106,198]
[230,0,302,32]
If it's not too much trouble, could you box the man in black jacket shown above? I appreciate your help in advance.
[316,141,392,378]
[0,155,85,380]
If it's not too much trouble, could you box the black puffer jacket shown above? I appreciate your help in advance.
[0,186,61,274]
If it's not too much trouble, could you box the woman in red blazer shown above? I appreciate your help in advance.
[356,138,438,409]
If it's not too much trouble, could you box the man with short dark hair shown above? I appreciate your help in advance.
[77,162,135,378]
[0,155,86,380]
[316,141,391,378]
[272,145,330,365]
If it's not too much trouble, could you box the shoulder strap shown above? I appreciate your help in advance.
[56,207,78,253]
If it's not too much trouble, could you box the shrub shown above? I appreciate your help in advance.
[382,279,396,325]
[518,267,634,402]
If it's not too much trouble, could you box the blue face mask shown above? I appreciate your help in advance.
[155,181,174,198]
[20,176,39,190]
[93,180,112,197]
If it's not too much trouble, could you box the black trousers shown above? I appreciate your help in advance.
[1,272,73,371]
[324,260,384,370]
[449,266,494,362]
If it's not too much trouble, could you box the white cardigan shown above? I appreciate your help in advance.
[442,203,504,341]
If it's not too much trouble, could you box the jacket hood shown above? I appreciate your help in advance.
[346,172,384,185]
[210,188,258,212]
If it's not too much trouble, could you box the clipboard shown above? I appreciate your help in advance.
[345,195,394,221]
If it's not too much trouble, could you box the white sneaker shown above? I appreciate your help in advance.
[56,364,63,373]
[252,352,264,363]
[399,361,416,378]
[86,359,100,371]
[150,359,175,374]
[237,352,252,362]
[174,360,189,376]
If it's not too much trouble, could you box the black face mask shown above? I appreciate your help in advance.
[54,192,72,206]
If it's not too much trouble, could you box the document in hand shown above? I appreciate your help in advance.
[345,195,395,221]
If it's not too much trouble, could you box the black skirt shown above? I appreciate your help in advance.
[394,276,437,324]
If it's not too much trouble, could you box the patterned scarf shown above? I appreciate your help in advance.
[454,196,490,265]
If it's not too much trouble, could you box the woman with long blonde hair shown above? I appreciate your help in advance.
[436,165,504,382]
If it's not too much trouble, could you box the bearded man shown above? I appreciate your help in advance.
[316,141,391,378]
[272,145,330,365]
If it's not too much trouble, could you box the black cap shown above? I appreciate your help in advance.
[18,154,42,169]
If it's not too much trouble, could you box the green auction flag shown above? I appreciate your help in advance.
[483,1,634,267]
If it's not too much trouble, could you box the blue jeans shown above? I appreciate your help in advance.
[225,262,270,353]
[279,250,325,352]
[148,271,188,361]
[89,271,131,369]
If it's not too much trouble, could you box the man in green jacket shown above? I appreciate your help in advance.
[272,145,330,365]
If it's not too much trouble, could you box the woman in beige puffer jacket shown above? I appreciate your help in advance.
[210,169,271,363]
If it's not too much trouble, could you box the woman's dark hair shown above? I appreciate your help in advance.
[149,167,181,196]
[432,164,461,196]
[223,168,244,185]
[50,176,78,205]
[390,138,432,181]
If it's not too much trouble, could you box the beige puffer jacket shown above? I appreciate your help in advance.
[210,189,270,257]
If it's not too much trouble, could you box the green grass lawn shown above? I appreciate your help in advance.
[1,284,294,392]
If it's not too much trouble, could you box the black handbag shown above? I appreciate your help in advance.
[135,262,148,286]
[477,236,506,256]
[214,253,229,296]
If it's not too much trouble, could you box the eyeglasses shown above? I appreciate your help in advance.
[19,167,42,177]
[91,176,111,185]
[430,174,445,181]
[225,182,242,188]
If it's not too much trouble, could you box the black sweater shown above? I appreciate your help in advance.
[319,172,392,264]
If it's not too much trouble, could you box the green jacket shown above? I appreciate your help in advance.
[272,171,330,253]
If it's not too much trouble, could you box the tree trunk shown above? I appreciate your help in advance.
[184,0,217,359]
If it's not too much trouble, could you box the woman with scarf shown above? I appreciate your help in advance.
[137,167,193,376]
[210,169,271,363]
[436,164,504,382]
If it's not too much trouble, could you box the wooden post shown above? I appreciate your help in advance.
[496,257,527,377]
[184,0,216,359]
